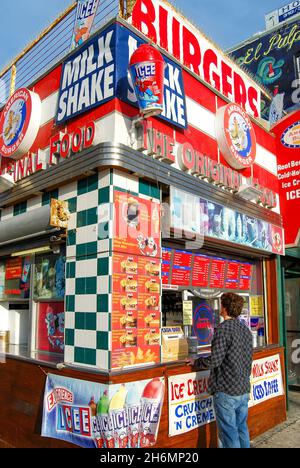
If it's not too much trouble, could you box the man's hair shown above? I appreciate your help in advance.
[221,293,244,318]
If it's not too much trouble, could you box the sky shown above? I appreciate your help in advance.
[0,0,293,71]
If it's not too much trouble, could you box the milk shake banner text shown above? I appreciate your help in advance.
[249,354,284,407]
[42,374,165,449]
[57,23,187,129]
[71,0,100,50]
[168,372,215,437]
[129,0,261,118]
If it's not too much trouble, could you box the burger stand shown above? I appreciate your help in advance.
[0,0,287,449]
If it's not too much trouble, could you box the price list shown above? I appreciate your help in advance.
[192,255,211,287]
[239,263,253,291]
[209,258,226,289]
[225,261,240,289]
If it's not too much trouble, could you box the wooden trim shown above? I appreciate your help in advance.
[265,257,280,345]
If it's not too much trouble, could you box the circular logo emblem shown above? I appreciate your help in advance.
[0,88,41,159]
[193,302,214,346]
[281,121,300,148]
[215,104,257,170]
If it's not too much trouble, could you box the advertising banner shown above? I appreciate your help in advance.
[112,190,161,369]
[42,374,165,448]
[249,354,284,407]
[273,110,300,247]
[168,371,215,437]
[36,302,64,354]
[5,257,22,280]
[71,0,100,50]
[57,23,187,129]
[169,187,285,255]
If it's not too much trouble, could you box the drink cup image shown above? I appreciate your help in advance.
[96,390,110,448]
[125,384,142,448]
[139,378,165,448]
[129,44,165,117]
[109,385,129,448]
[89,396,103,448]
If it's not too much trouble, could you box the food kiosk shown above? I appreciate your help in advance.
[0,0,286,448]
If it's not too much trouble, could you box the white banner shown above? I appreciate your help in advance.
[249,354,284,407]
[168,371,215,437]
[71,0,100,50]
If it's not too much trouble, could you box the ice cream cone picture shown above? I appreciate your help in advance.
[122,198,140,228]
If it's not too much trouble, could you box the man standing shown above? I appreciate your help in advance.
[186,293,253,448]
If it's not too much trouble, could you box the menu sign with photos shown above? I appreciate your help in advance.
[112,191,161,370]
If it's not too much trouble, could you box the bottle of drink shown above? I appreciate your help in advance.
[258,328,265,347]
[89,396,102,448]
[97,390,110,448]
[139,378,165,448]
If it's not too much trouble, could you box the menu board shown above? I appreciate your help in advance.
[239,263,253,291]
[162,248,253,292]
[192,255,211,288]
[225,261,240,290]
[5,257,22,280]
[209,258,226,289]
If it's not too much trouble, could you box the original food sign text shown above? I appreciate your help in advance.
[130,0,262,118]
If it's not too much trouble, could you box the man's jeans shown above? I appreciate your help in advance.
[213,392,250,449]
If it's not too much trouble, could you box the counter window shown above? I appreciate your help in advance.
[162,247,267,358]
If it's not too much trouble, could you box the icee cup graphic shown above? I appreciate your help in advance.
[139,378,165,448]
[108,385,129,448]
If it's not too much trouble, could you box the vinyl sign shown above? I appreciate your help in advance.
[71,0,100,50]
[249,354,284,407]
[56,23,187,129]
[130,0,261,118]
[168,371,215,436]
[42,374,165,448]
[117,25,187,129]
[56,24,116,124]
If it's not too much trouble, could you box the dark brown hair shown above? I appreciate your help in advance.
[221,293,244,318]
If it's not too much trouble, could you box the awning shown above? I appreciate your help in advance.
[0,206,60,247]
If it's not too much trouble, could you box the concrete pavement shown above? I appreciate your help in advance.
[252,392,300,448]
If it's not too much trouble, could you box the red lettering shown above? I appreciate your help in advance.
[159,5,168,51]
[248,87,259,118]
[165,135,175,162]
[221,61,233,99]
[183,26,201,75]
[172,17,181,61]
[233,72,247,110]
[132,0,157,43]
[182,142,195,170]
[203,49,220,92]
[60,134,70,159]
[50,135,60,165]
[26,154,33,176]
[72,128,83,153]
[84,122,95,149]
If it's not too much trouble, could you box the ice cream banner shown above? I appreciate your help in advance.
[168,371,215,437]
[249,354,284,407]
[71,0,100,50]
[42,374,165,448]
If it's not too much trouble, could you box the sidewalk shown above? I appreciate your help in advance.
[252,392,300,448]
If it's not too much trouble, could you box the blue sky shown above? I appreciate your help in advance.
[0,1,293,71]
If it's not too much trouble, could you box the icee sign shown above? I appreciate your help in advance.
[56,23,187,129]
[118,26,187,129]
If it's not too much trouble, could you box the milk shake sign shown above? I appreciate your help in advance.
[130,0,262,118]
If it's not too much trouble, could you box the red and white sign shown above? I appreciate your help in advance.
[130,0,261,118]
[0,88,41,159]
[273,110,300,247]
[249,354,284,407]
[215,104,257,170]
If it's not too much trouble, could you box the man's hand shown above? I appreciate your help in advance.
[185,357,197,366]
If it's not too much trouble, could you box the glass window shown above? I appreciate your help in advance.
[0,256,31,300]
[34,250,66,300]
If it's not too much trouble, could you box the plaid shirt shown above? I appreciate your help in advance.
[195,319,253,396]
